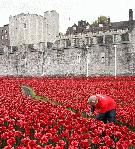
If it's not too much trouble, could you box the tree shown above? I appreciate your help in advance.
[91,16,110,27]
[91,20,99,27]
[98,16,108,24]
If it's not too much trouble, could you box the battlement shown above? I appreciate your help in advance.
[44,10,59,18]
[44,10,57,14]
[9,13,45,21]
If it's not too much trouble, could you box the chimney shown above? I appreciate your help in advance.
[108,17,110,24]
[129,9,133,21]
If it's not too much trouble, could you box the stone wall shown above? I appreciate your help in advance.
[0,43,134,77]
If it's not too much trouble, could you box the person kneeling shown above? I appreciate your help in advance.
[88,94,116,124]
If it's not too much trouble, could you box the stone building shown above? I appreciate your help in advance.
[0,24,10,48]
[0,10,59,47]
[44,10,59,43]
[57,9,134,50]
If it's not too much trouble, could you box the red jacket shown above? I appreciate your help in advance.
[91,94,116,114]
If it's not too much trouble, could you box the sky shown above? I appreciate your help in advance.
[0,0,135,33]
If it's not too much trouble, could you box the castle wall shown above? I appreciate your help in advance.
[0,43,134,77]
[86,44,131,76]
[129,24,135,53]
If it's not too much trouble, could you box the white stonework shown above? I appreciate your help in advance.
[9,11,59,47]
[44,10,59,43]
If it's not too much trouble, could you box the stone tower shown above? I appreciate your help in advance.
[44,10,59,43]
[9,10,59,47]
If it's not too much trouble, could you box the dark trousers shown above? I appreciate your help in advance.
[96,109,116,124]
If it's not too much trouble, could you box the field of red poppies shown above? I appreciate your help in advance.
[0,76,135,149]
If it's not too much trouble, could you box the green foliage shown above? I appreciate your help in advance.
[82,111,89,118]
[21,85,36,97]
[91,16,110,27]
[1,140,7,148]
[61,137,69,149]
[91,20,99,27]
[57,125,65,135]
[30,128,35,140]
[115,120,135,132]
[129,145,135,149]
[47,139,56,147]
[14,137,23,148]
[4,121,9,127]
[66,107,79,113]
[14,125,25,133]
[91,144,100,149]
[97,16,108,24]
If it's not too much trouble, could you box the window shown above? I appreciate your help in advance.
[47,42,53,49]
[1,36,3,40]
[5,35,8,39]
[73,27,76,30]
[90,38,93,45]
[85,37,89,45]
[113,34,119,43]
[77,54,81,62]
[56,40,60,45]
[62,39,65,45]
[105,35,113,44]
[74,38,79,47]
[66,39,71,47]
[12,46,18,52]
[101,52,105,63]
[86,25,90,29]
[5,29,7,33]
[23,23,26,28]
[97,36,103,44]
[121,33,129,42]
